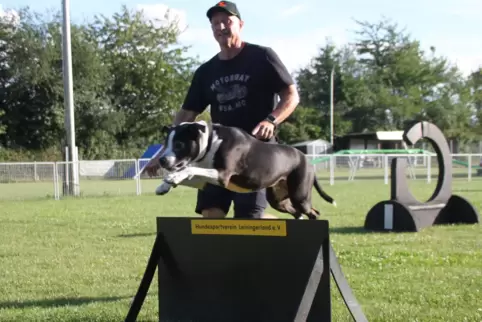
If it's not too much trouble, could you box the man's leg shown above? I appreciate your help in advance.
[195,184,233,218]
[232,189,278,219]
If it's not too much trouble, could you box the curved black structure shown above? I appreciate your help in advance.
[364,121,480,232]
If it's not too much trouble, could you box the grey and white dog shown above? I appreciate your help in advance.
[154,121,336,220]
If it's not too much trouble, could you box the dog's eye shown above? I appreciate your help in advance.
[173,142,184,151]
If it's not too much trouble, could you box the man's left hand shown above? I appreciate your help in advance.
[252,120,275,140]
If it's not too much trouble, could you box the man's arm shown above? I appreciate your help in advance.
[270,84,300,124]
[265,47,300,124]
[173,65,209,125]
[252,48,300,139]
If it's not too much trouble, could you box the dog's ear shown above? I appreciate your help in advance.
[193,122,208,134]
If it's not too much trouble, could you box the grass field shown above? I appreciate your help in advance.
[0,178,481,322]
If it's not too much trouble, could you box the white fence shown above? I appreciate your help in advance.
[0,153,481,201]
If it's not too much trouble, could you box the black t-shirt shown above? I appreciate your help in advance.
[181,42,294,133]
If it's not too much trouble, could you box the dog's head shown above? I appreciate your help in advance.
[158,121,210,171]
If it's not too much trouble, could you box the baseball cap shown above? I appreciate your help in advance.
[206,1,241,20]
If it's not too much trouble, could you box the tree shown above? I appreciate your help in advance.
[277,106,323,144]
[0,8,65,150]
[86,5,199,149]
[469,68,482,114]
[0,5,200,159]
[351,17,475,140]
[290,41,352,142]
[292,16,478,146]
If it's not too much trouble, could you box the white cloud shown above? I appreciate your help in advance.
[134,3,214,51]
[178,26,212,43]
[444,54,482,76]
[249,26,350,73]
[416,33,482,76]
[279,5,306,18]
[435,0,482,18]
[180,27,219,59]
[135,3,188,31]
[0,5,20,26]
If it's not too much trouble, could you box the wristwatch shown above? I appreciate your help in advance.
[265,114,278,127]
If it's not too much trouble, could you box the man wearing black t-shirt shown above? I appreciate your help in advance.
[149,1,300,219]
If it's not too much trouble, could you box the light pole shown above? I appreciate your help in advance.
[61,0,79,196]
[330,66,334,146]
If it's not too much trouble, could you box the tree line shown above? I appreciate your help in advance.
[0,6,481,161]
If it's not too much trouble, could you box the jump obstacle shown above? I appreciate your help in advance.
[364,121,480,232]
[124,218,368,322]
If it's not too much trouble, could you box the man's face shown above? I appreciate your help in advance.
[210,11,243,47]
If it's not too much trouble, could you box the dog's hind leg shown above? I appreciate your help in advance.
[266,185,303,220]
[285,169,320,220]
[290,199,319,220]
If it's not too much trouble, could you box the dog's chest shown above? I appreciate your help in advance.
[194,134,223,169]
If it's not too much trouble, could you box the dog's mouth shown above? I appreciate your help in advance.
[172,160,189,172]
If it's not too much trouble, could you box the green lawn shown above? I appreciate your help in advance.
[0,179,481,321]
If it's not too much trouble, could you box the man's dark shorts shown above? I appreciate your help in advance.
[194,135,278,218]
[195,184,268,218]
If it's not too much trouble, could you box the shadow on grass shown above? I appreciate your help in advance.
[117,232,156,238]
[330,226,372,235]
[0,295,131,309]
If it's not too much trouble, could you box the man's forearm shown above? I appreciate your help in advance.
[173,109,199,126]
[270,84,300,124]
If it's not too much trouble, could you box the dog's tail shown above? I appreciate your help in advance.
[313,176,337,207]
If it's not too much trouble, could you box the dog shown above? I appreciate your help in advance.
[153,120,336,220]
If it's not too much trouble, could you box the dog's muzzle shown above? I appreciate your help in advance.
[159,155,176,169]
[159,156,189,172]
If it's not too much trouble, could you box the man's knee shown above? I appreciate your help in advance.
[261,213,278,219]
[233,190,268,219]
[201,207,227,218]
[195,184,232,216]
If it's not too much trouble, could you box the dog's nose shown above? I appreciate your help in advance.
[159,155,175,169]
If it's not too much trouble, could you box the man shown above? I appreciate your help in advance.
[147,1,300,219]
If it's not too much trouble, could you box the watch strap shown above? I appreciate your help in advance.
[265,114,278,126]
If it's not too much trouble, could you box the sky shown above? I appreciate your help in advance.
[1,0,481,76]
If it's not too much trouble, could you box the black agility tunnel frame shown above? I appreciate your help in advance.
[124,218,368,322]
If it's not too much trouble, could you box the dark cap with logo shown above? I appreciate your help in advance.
[206,1,241,20]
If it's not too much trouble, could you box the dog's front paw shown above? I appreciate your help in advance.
[155,182,172,195]
[164,169,191,185]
